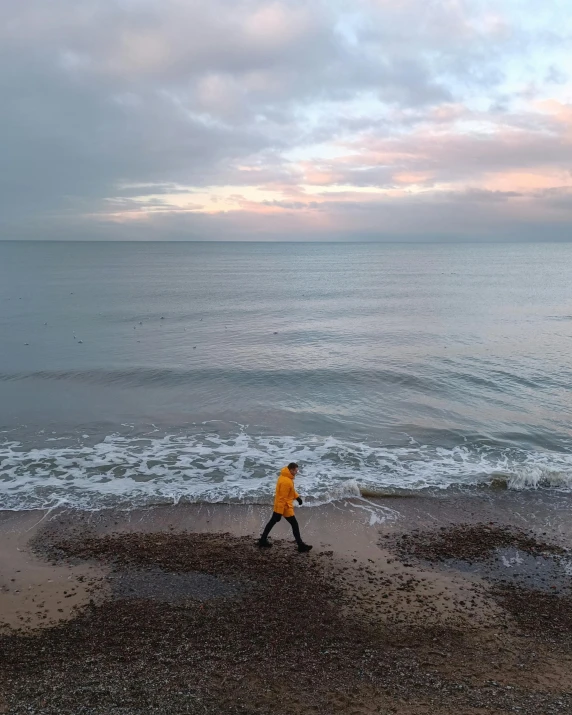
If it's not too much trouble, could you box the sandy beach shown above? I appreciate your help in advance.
[1,494,572,714]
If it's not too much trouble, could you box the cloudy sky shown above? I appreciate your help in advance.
[2,0,572,241]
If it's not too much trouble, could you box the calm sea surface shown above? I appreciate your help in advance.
[1,241,571,509]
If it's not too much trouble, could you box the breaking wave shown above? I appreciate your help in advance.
[0,430,571,510]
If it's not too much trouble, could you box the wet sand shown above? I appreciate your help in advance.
[0,510,106,632]
[1,494,572,714]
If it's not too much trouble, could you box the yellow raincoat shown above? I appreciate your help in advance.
[273,466,299,517]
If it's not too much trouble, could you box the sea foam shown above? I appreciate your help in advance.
[1,430,571,510]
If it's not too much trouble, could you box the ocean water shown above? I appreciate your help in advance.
[0,240,571,510]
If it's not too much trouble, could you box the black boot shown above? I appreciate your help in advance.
[257,538,272,548]
[297,543,312,553]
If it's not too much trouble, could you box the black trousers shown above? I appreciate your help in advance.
[261,511,303,545]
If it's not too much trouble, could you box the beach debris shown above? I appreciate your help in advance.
[1,515,569,715]
[492,582,572,633]
[19,526,572,714]
[391,524,566,564]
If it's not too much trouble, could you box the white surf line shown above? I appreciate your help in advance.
[345,497,401,525]
[354,495,401,516]
[24,499,70,532]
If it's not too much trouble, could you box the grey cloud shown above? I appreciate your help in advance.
[299,121,572,190]
[1,0,572,240]
[534,186,572,210]
[447,189,524,202]
[7,183,570,244]
[114,184,204,197]
[0,47,270,219]
[260,199,321,210]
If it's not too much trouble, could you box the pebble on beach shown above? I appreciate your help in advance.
[1,521,570,715]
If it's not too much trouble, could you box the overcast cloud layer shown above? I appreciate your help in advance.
[2,0,572,241]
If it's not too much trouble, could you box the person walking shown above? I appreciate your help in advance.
[258,462,312,552]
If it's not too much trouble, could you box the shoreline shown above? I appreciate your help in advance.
[2,490,572,630]
[1,496,572,713]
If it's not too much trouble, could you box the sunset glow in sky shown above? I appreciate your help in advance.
[2,0,572,240]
